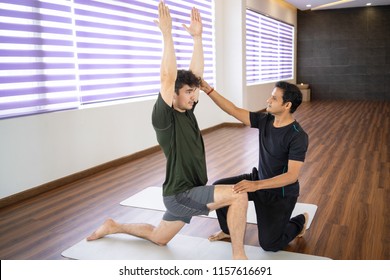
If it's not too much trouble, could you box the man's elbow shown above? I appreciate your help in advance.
[286,172,299,185]
[160,69,177,81]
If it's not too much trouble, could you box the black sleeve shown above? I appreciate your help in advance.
[250,112,268,129]
[289,131,309,162]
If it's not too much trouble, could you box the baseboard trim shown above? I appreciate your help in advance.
[0,122,245,209]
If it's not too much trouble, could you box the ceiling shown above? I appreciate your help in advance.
[284,0,390,10]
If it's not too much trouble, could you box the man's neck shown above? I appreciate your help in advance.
[172,100,186,113]
[273,114,294,128]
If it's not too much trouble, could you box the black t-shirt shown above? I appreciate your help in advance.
[250,112,309,196]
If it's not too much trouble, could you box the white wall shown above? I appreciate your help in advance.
[0,0,297,199]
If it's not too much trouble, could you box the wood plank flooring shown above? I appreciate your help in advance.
[0,100,389,260]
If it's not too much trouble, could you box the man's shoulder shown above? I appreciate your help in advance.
[289,121,309,147]
[152,93,174,129]
[291,121,307,135]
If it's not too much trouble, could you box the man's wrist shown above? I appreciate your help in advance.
[206,87,214,95]
[193,35,203,41]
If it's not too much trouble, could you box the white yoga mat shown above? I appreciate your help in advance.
[120,187,317,229]
[62,234,330,260]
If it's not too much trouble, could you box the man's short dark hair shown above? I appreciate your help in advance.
[275,81,302,113]
[175,70,201,94]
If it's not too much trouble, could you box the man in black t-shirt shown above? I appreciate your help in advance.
[200,79,309,252]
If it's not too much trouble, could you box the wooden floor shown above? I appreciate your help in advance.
[0,100,389,260]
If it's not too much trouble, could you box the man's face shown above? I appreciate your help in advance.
[173,85,197,112]
[266,87,288,115]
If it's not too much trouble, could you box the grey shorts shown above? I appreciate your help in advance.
[162,185,215,223]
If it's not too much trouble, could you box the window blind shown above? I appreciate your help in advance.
[74,0,214,105]
[0,0,214,119]
[246,9,294,85]
[0,0,79,119]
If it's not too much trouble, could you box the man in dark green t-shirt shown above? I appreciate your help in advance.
[87,1,249,260]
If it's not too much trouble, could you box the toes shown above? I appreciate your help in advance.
[208,231,230,241]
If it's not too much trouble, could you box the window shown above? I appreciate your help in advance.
[0,0,214,119]
[246,9,294,85]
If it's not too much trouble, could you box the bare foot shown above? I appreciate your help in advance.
[297,212,309,238]
[208,230,231,242]
[86,218,117,241]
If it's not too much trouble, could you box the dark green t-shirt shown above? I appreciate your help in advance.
[152,93,208,196]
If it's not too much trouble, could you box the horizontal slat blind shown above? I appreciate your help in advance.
[0,0,214,118]
[74,0,214,104]
[246,9,294,85]
[246,9,260,85]
[0,0,79,119]
[278,20,294,80]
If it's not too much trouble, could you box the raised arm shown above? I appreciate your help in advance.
[183,7,204,101]
[200,79,251,126]
[154,1,177,106]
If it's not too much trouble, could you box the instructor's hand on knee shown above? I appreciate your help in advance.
[233,180,257,193]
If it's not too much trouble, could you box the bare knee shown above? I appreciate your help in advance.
[210,185,248,211]
[148,219,184,246]
[150,234,171,246]
[154,240,168,246]
[233,191,248,205]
